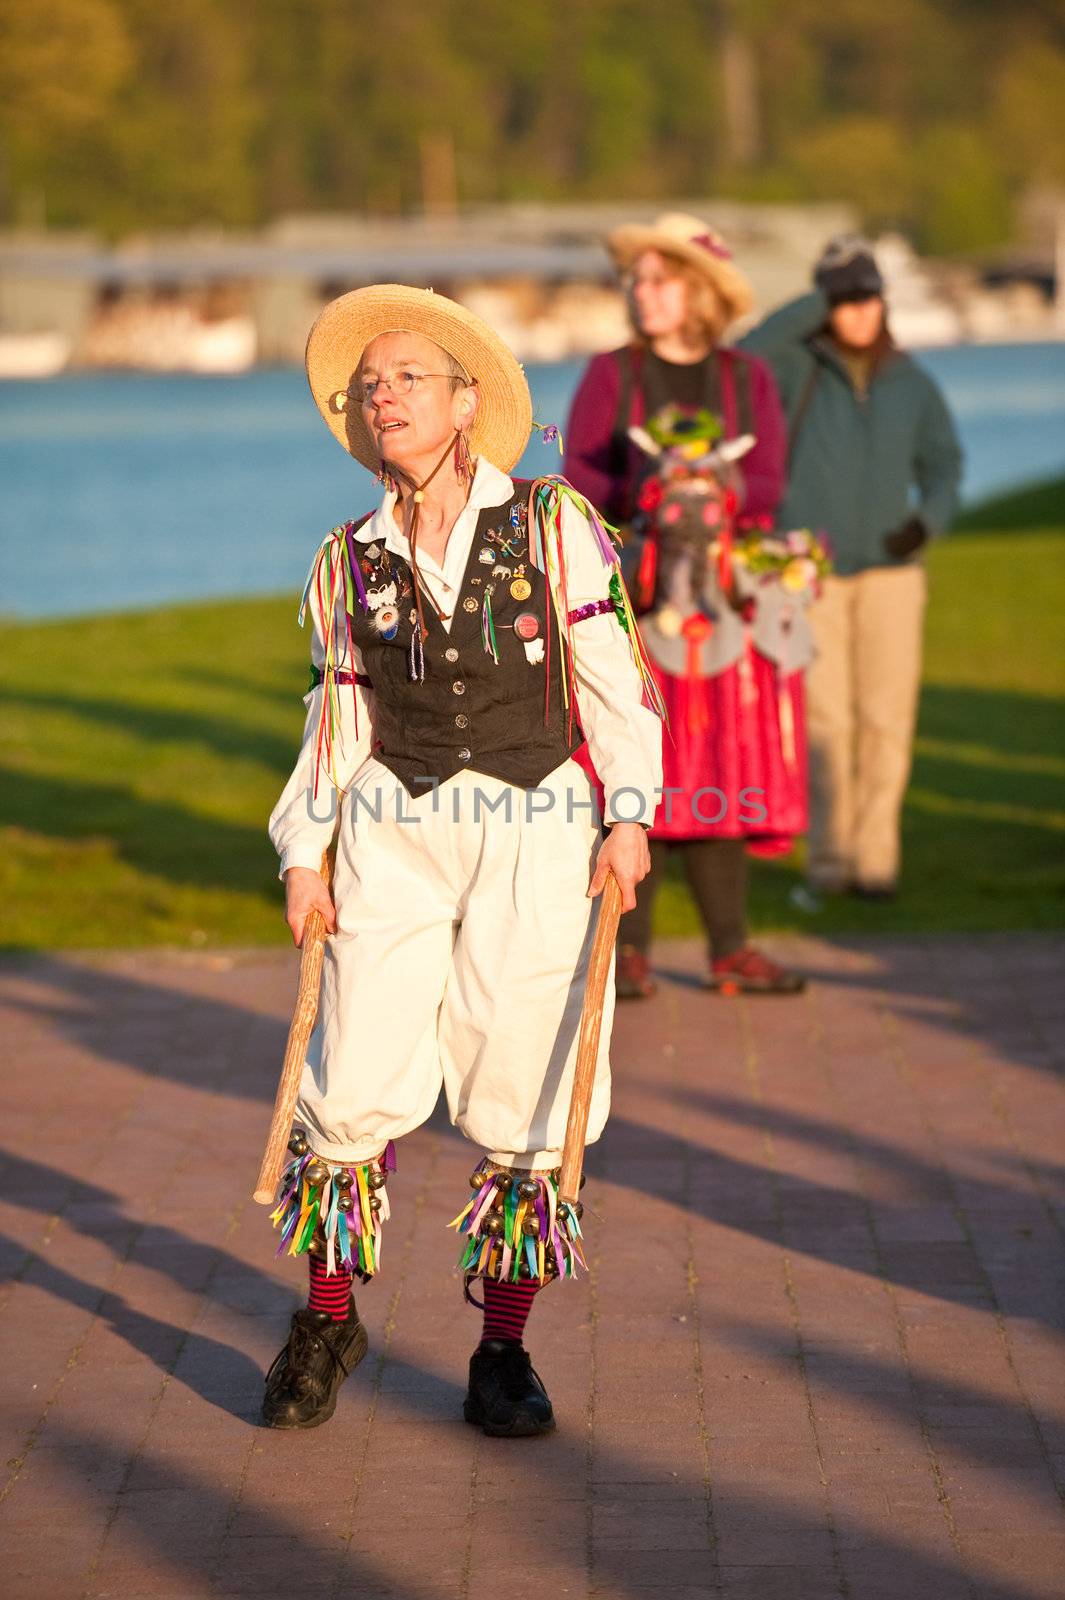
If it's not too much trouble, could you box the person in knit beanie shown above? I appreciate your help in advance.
[741,236,962,902]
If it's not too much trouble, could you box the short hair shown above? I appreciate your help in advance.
[439,346,472,391]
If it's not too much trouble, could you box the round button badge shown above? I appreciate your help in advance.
[510,577,532,601]
[513,612,540,642]
[373,605,400,641]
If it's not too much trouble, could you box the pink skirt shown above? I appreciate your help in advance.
[577,641,807,849]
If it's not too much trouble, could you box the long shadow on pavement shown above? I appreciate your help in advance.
[1,952,1061,1339]
[1,1140,1059,1496]
[11,1377,1047,1600]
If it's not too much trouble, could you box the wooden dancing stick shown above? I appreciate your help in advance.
[253,847,335,1205]
[558,872,623,1206]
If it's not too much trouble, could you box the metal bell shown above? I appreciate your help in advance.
[469,1169,486,1189]
[369,1195,382,1213]
[368,1170,388,1190]
[304,1160,329,1188]
[517,1178,540,1201]
[482,1213,504,1237]
[335,1168,354,1189]
[521,1215,540,1238]
[307,1234,326,1258]
[494,1172,511,1190]
[573,1201,584,1220]
[337,1192,355,1213]
[288,1130,309,1156]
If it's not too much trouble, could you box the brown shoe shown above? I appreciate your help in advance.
[616,944,657,1000]
[707,946,805,996]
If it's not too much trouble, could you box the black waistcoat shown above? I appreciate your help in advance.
[346,481,582,797]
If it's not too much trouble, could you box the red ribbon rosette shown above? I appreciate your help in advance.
[681,612,713,735]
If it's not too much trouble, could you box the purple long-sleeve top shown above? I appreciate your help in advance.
[563,344,787,526]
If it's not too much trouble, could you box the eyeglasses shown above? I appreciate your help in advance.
[351,370,468,405]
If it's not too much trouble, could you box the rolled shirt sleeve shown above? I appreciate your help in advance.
[558,493,663,827]
[267,542,374,879]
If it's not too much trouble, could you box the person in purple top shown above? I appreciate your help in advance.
[566,212,806,998]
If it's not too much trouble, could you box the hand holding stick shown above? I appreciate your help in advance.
[558,872,622,1206]
[253,847,335,1206]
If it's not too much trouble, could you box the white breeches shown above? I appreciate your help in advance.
[296,757,613,1169]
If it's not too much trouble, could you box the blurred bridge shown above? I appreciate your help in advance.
[0,200,854,369]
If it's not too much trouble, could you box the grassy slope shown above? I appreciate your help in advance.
[2,480,1063,950]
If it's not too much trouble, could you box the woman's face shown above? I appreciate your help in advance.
[626,250,690,339]
[356,332,476,471]
[829,297,884,348]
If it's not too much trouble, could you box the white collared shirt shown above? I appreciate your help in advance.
[269,458,663,875]
[360,458,515,631]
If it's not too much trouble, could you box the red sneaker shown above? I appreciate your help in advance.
[616,945,657,1000]
[708,946,806,996]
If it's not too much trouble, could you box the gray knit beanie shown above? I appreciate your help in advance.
[814,235,884,304]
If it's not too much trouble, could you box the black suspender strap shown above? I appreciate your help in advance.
[608,345,640,476]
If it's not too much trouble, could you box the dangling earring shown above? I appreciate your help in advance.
[454,429,472,484]
[376,460,398,494]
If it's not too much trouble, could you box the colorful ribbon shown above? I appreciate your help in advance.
[524,476,668,734]
[448,1161,586,1288]
[297,517,373,796]
[271,1142,394,1279]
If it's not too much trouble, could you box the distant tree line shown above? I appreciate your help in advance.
[1,0,1063,253]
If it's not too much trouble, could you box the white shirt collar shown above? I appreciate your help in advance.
[357,457,515,586]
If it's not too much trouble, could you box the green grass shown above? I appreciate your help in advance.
[2,479,1064,949]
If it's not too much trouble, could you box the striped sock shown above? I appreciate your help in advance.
[307,1255,354,1322]
[480,1277,540,1348]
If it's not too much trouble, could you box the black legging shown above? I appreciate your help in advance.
[621,837,747,960]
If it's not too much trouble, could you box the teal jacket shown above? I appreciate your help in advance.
[739,292,963,576]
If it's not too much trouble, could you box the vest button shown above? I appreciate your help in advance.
[457,747,471,761]
[454,713,469,728]
[452,680,466,695]
[444,646,459,663]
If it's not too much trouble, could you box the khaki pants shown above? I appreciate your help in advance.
[806,565,926,891]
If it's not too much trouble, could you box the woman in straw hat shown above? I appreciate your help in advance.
[565,213,807,1000]
[263,284,663,1435]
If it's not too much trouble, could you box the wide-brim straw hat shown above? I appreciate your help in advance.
[305,284,533,473]
[605,212,755,325]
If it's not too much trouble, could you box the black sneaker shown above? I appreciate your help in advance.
[463,1338,555,1438]
[262,1298,368,1430]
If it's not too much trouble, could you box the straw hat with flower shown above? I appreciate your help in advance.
[305,284,533,474]
[605,212,754,326]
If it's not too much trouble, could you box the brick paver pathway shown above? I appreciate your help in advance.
[1,934,1062,1600]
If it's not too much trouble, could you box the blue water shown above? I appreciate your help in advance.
[2,343,1063,619]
